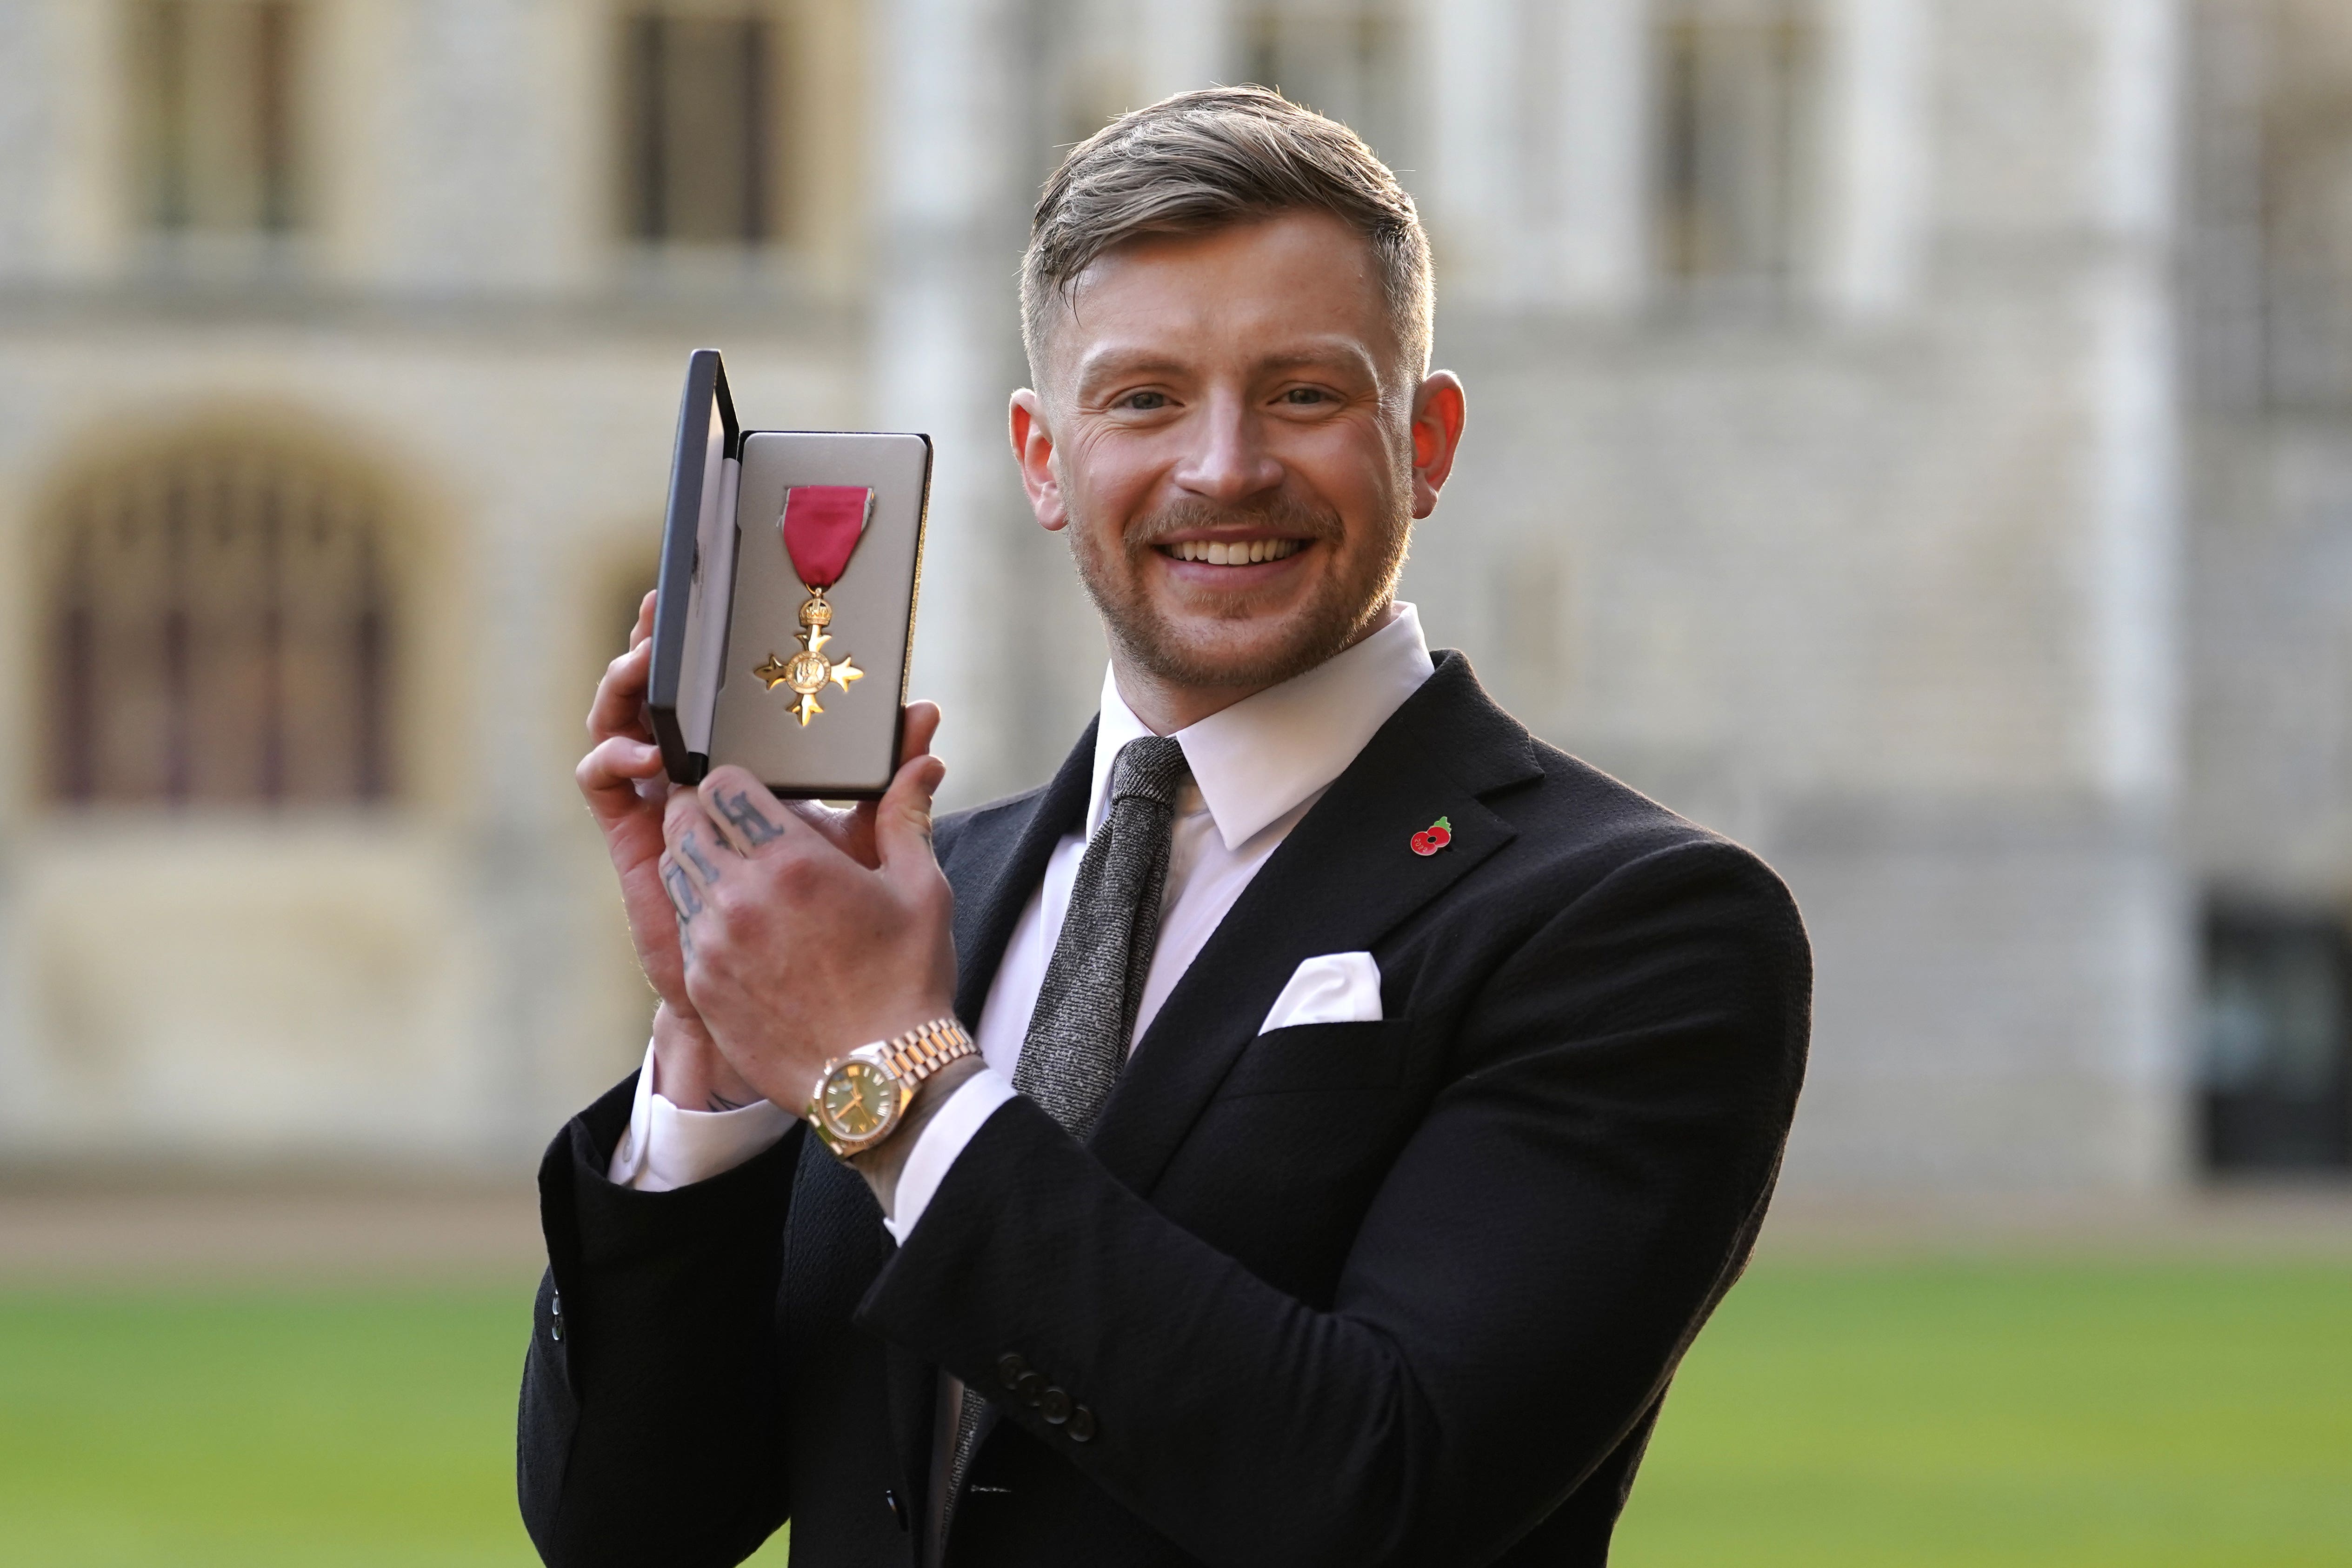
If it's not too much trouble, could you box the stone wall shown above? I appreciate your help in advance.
[0,0,2240,1192]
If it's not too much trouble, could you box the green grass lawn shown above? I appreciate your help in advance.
[0,1262,2345,1566]
[1618,1261,2352,1568]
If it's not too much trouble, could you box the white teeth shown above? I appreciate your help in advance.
[1167,538,1302,564]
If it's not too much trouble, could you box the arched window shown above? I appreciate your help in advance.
[45,431,396,805]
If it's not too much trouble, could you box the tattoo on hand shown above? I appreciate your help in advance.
[680,829,724,881]
[715,789,788,847]
[676,913,695,961]
[661,860,703,919]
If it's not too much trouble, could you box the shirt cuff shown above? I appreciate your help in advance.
[606,1038,796,1193]
[882,1067,1019,1244]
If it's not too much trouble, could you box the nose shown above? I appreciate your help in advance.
[1172,391,1283,505]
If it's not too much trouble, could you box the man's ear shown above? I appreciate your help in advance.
[1409,371,1467,521]
[1009,389,1069,533]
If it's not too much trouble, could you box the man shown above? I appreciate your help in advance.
[523,87,1809,1568]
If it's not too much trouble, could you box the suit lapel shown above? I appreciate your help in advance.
[1087,653,1542,1196]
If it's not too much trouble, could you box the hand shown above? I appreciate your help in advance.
[577,593,701,1025]
[656,737,959,1116]
[578,589,944,1111]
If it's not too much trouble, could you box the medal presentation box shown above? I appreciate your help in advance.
[648,349,933,798]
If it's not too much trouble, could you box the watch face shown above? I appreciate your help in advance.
[818,1060,896,1143]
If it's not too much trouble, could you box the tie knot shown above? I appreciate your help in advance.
[1109,735,1188,807]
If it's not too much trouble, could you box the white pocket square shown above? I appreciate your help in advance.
[1258,951,1383,1034]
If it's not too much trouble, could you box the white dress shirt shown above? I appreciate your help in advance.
[609,603,1436,1240]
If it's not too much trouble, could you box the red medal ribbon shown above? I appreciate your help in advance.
[780,486,873,590]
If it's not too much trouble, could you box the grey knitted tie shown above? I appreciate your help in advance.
[939,734,1189,1535]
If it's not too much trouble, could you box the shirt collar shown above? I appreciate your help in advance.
[1087,602,1436,853]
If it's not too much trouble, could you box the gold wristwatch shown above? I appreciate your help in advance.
[804,1016,977,1159]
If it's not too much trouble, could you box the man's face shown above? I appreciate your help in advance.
[1010,211,1463,695]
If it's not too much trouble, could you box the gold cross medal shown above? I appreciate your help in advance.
[755,486,873,726]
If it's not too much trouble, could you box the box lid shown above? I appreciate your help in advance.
[648,348,740,782]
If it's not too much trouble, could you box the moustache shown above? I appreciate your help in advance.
[1123,494,1346,552]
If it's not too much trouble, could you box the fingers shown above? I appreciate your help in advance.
[587,637,655,743]
[577,733,665,817]
[630,589,657,651]
[840,701,944,867]
[875,749,949,895]
[699,765,800,856]
[662,788,734,909]
[656,850,705,922]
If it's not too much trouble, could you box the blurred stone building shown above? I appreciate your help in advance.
[0,0,2341,1189]
[2184,0,2352,1178]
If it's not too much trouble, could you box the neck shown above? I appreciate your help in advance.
[1108,601,1401,736]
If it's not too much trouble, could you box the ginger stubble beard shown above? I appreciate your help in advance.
[1067,489,1414,691]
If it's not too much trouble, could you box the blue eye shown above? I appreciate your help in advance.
[1283,387,1329,405]
[1122,391,1167,410]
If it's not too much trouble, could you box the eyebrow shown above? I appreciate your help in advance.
[1072,340,1379,398]
[1073,350,1191,394]
[1254,345,1377,375]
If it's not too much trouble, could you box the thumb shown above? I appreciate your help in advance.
[900,699,942,761]
[875,750,948,891]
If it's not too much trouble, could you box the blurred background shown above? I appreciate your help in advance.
[0,0,2345,1564]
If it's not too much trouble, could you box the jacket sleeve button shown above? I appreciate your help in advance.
[1039,1387,1073,1425]
[1014,1370,1047,1408]
[1066,1406,1096,1443]
[883,1488,908,1530]
[996,1353,1029,1390]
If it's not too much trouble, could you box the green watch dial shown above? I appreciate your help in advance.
[819,1060,896,1141]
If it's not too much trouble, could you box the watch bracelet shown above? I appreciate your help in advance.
[876,1016,975,1088]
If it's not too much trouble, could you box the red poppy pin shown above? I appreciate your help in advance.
[1410,816,1453,857]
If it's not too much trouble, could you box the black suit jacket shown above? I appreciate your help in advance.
[519,652,1810,1567]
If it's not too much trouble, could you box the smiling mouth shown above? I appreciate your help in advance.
[1158,538,1307,566]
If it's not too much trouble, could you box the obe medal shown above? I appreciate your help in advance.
[754,485,872,726]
